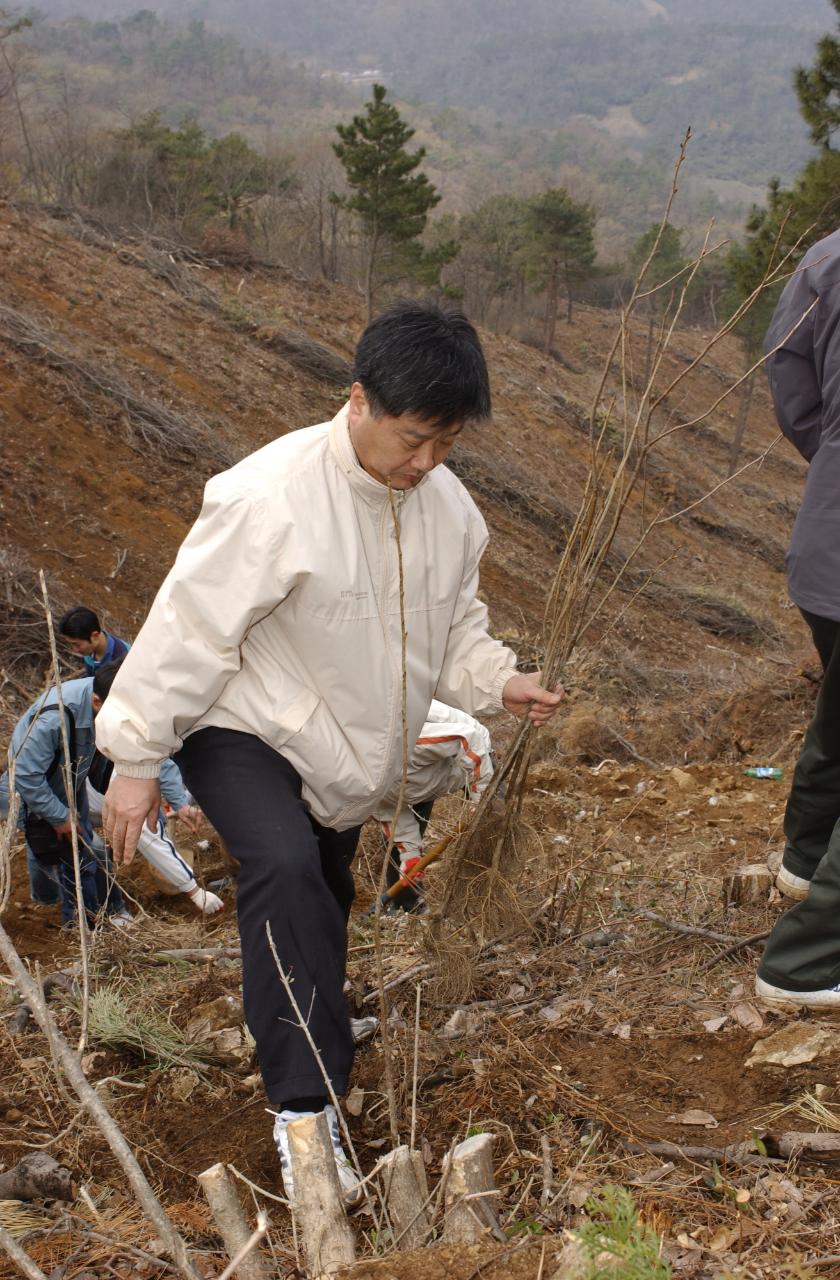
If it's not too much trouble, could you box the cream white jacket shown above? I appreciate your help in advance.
[95,407,517,830]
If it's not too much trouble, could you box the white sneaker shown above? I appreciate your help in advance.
[273,1104,363,1209]
[187,886,225,915]
[775,866,811,900]
[350,1015,378,1045]
[755,975,840,1009]
[108,910,135,929]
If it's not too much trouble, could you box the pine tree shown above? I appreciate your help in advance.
[333,83,445,318]
[794,0,840,149]
[724,235,782,475]
[524,188,596,352]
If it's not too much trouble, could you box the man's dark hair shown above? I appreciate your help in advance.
[352,301,491,429]
[93,657,125,702]
[59,606,101,640]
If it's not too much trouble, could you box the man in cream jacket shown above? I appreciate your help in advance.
[96,302,561,1204]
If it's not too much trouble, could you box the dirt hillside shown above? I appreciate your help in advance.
[0,201,834,1280]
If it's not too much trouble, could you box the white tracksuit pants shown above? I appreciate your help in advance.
[86,783,198,894]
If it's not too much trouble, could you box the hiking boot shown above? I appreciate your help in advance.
[273,1104,363,1209]
[350,1015,378,1045]
[755,975,840,1009]
[775,866,811,900]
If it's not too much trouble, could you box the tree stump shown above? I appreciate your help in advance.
[197,1163,270,1280]
[723,864,774,908]
[441,1133,501,1243]
[286,1113,356,1277]
[380,1145,431,1250]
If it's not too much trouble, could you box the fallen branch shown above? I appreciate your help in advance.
[361,962,431,1005]
[777,1132,840,1161]
[633,908,740,944]
[621,1139,780,1168]
[0,1225,49,1280]
[149,947,242,963]
[0,918,201,1280]
[702,930,770,971]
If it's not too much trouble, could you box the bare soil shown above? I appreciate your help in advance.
[0,201,835,1278]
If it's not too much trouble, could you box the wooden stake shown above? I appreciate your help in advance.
[197,1163,271,1280]
[286,1113,356,1277]
[381,1145,431,1250]
[441,1133,502,1243]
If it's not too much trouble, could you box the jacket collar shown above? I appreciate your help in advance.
[328,404,429,507]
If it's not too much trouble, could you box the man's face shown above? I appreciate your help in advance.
[347,383,463,490]
[64,633,99,657]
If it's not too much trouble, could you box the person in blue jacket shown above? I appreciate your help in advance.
[58,606,130,674]
[1,660,198,926]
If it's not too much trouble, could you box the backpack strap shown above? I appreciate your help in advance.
[41,704,81,800]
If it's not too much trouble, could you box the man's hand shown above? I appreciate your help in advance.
[502,673,564,726]
[102,776,161,866]
[175,804,204,834]
[51,817,75,840]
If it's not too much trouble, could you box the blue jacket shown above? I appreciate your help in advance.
[6,678,189,826]
[83,633,130,675]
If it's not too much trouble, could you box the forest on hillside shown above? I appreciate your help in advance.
[27,0,830,185]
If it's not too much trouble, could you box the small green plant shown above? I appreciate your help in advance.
[574,1185,672,1279]
[505,1216,544,1237]
[219,294,253,330]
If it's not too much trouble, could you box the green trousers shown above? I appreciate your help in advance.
[759,610,840,990]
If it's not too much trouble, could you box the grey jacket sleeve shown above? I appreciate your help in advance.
[11,711,68,826]
[764,265,822,462]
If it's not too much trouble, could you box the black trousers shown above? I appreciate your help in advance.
[176,728,360,1104]
[782,610,840,879]
[761,610,840,990]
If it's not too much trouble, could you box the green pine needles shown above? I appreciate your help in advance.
[575,1186,672,1280]
[86,984,219,1072]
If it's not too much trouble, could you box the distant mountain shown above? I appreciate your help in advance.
[26,0,832,186]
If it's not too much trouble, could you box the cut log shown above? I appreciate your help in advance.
[380,1145,431,1250]
[0,1153,74,1201]
[723,864,774,908]
[197,1163,271,1280]
[441,1133,502,1244]
[286,1113,356,1277]
[777,1132,840,1161]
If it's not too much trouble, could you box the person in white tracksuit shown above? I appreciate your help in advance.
[374,700,493,909]
[86,783,223,915]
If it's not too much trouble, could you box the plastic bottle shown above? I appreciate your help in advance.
[744,767,783,780]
